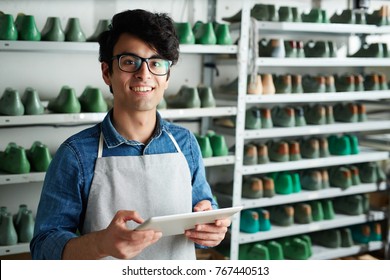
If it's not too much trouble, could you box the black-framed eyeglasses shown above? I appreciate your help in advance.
[111,53,172,76]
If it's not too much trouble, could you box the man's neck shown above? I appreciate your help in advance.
[112,109,157,144]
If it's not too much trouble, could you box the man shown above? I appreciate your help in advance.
[30,9,230,260]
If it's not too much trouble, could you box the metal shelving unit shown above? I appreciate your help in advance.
[239,211,385,244]
[226,0,390,260]
[0,10,239,257]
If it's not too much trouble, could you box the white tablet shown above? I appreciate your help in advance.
[134,206,243,236]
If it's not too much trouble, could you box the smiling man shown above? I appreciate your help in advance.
[30,9,230,260]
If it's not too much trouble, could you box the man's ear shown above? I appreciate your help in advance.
[101,62,111,86]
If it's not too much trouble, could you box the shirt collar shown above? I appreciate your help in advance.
[101,110,164,148]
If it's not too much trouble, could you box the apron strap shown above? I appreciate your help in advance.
[98,132,104,158]
[98,130,183,158]
[166,131,183,154]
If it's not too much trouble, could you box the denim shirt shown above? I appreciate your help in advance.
[30,111,217,259]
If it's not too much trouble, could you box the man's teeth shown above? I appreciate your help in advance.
[132,87,152,92]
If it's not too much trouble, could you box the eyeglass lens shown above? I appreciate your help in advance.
[119,55,170,75]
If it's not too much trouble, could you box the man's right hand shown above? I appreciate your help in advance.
[62,210,162,259]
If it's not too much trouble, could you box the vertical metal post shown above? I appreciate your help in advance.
[229,0,251,260]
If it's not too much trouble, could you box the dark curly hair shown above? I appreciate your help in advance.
[98,9,180,74]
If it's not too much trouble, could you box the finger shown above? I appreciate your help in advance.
[215,218,231,227]
[193,200,212,212]
[114,210,145,224]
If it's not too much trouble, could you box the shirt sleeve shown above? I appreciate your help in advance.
[30,142,83,259]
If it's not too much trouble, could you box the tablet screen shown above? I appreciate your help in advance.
[134,206,243,236]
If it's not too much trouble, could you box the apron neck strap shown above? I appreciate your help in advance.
[98,130,183,158]
[98,132,104,158]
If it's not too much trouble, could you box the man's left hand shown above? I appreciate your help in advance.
[184,200,231,247]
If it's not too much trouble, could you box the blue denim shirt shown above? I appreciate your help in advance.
[30,111,217,259]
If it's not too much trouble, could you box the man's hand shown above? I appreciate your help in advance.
[184,200,231,247]
[96,210,162,259]
[63,210,162,259]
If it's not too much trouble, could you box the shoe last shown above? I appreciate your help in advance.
[322,200,335,220]
[0,88,25,116]
[301,8,323,23]
[334,103,358,123]
[319,137,330,157]
[41,17,65,41]
[243,144,258,165]
[242,177,263,198]
[195,135,213,158]
[247,74,263,95]
[197,86,216,108]
[260,108,273,128]
[266,241,284,260]
[294,106,306,126]
[358,162,377,183]
[321,169,330,188]
[311,229,341,248]
[271,172,293,194]
[0,143,30,174]
[19,15,41,41]
[261,74,276,94]
[174,22,195,44]
[330,9,356,24]
[21,87,44,115]
[268,141,289,162]
[87,19,110,42]
[18,209,35,243]
[245,107,262,129]
[300,138,320,159]
[27,141,52,172]
[351,224,371,244]
[257,209,271,231]
[257,143,269,164]
[271,106,295,127]
[304,40,329,57]
[65,17,86,42]
[239,243,270,260]
[240,210,259,233]
[282,237,311,260]
[288,141,301,161]
[340,228,354,247]
[309,201,324,221]
[274,74,292,94]
[262,177,275,197]
[194,22,216,45]
[291,172,302,193]
[79,86,108,112]
[270,205,294,226]
[301,170,322,190]
[349,165,361,185]
[278,6,293,22]
[0,212,18,246]
[0,14,18,40]
[214,23,232,45]
[329,166,352,189]
[284,40,298,58]
[291,74,304,93]
[334,195,363,215]
[13,204,27,232]
[167,86,201,108]
[209,134,228,156]
[294,203,312,224]
[370,223,382,241]
[48,86,81,113]
[328,135,351,155]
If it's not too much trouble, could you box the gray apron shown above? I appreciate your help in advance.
[82,131,196,260]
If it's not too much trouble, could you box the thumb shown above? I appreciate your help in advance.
[113,210,145,225]
[193,200,212,212]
